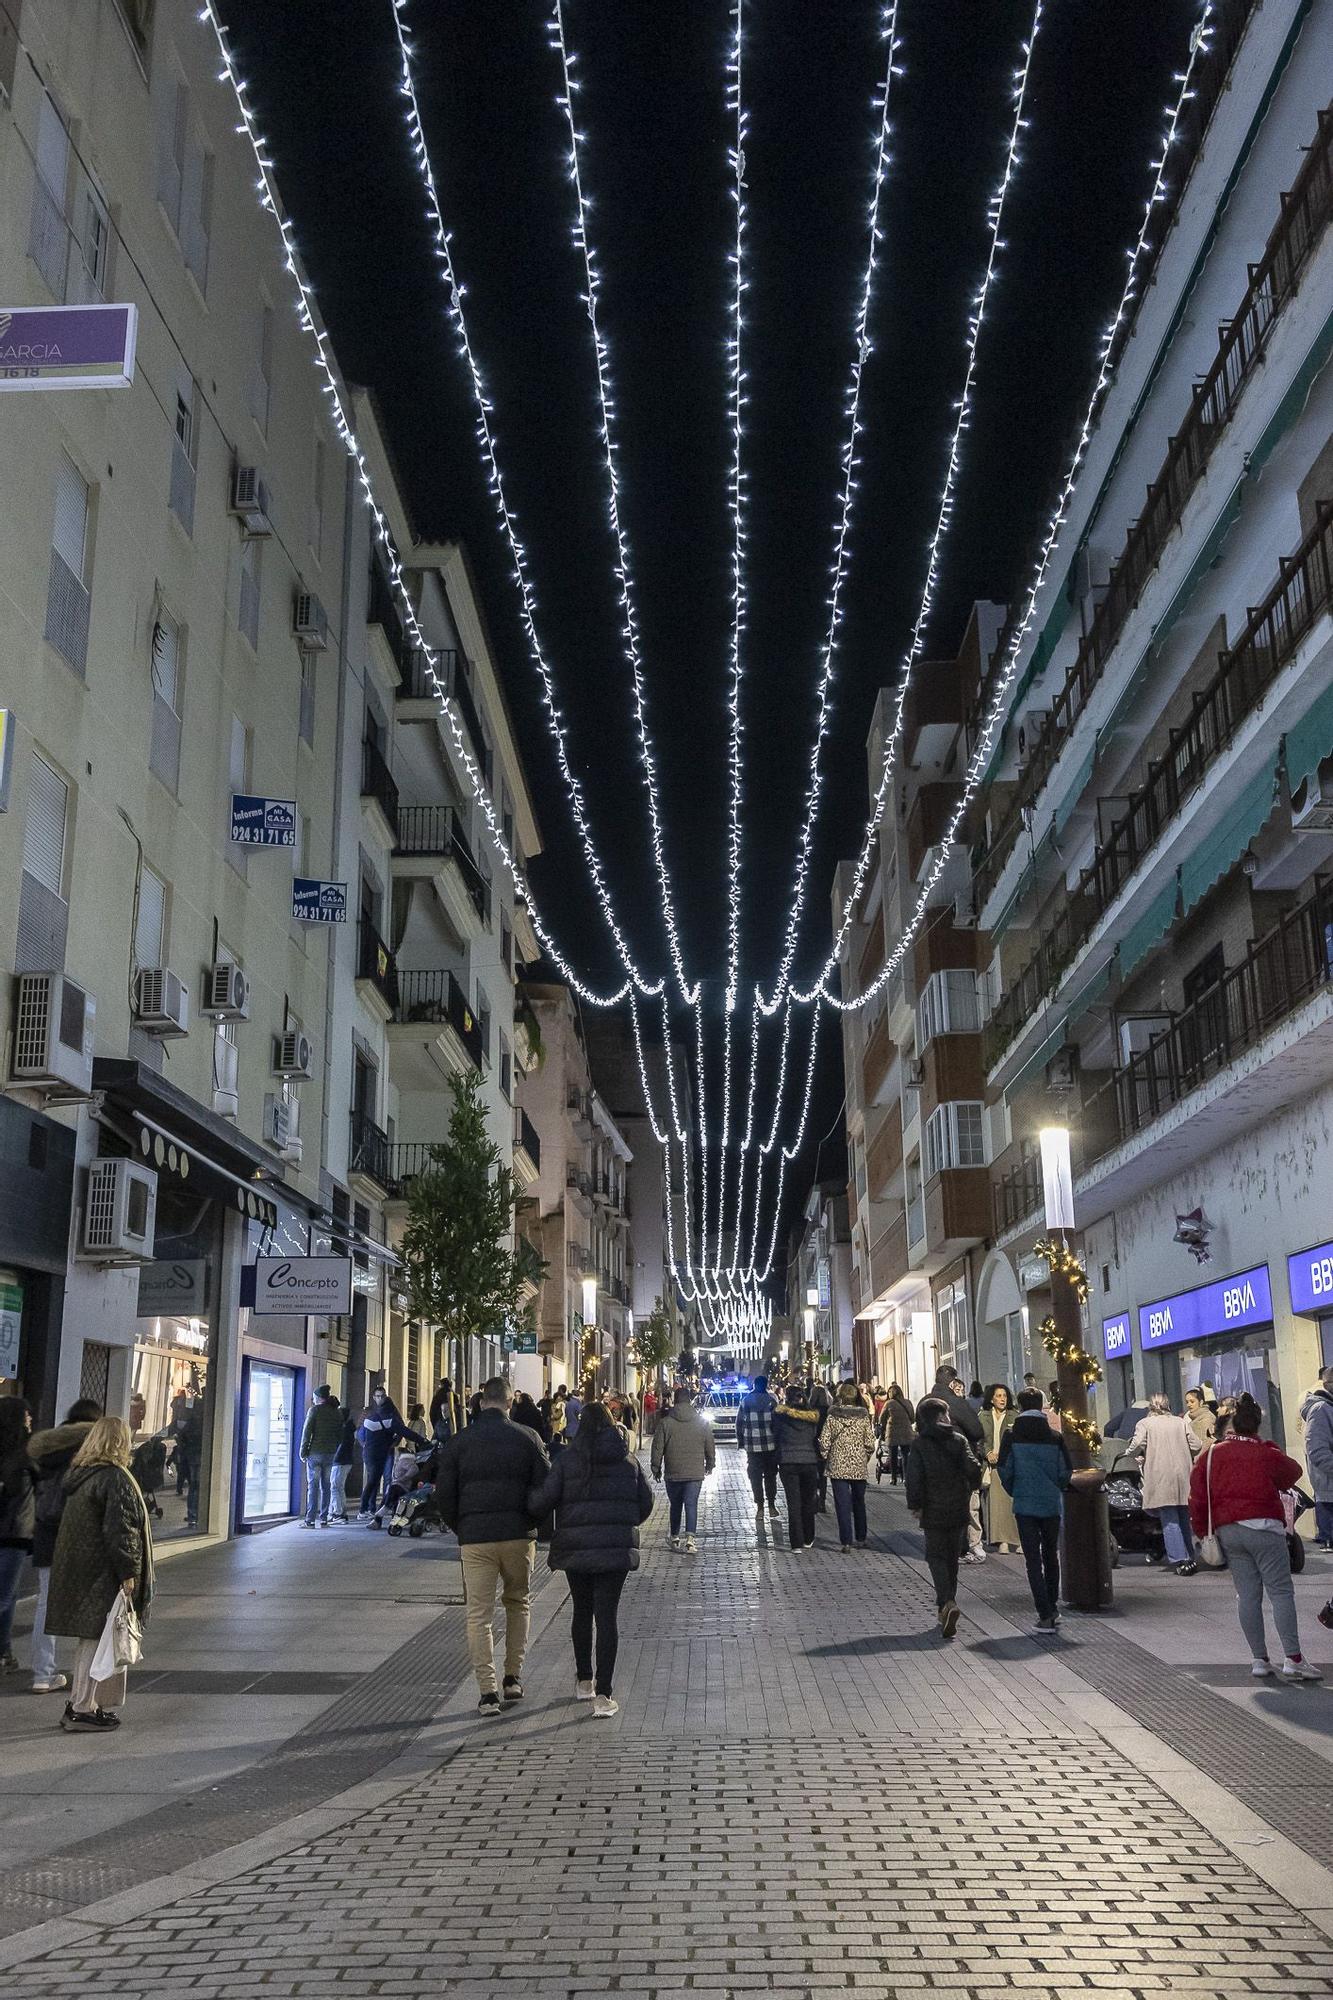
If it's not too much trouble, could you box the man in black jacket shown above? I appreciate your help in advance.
[905,1398,984,1640]
[437,1378,550,1718]
[922,1367,987,1565]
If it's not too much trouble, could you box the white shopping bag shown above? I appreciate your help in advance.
[89,1592,144,1707]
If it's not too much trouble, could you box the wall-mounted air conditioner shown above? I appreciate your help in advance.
[1016,711,1049,766]
[213,1035,239,1119]
[1117,1015,1171,1065]
[10,972,95,1095]
[292,592,329,651]
[229,465,273,537]
[79,1157,157,1263]
[1291,768,1333,833]
[201,962,249,1022]
[133,967,189,1039]
[273,1029,313,1079]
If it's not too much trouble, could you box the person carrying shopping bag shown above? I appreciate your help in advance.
[45,1416,154,1733]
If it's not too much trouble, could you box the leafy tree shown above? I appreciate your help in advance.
[400,1070,531,1376]
[627,1298,674,1379]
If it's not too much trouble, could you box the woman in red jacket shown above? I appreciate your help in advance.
[1189,1393,1321,1682]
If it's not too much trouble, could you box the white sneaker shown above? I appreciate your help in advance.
[575,1679,595,1701]
[667,1535,681,1552]
[30,1674,68,1693]
[961,1549,985,1565]
[684,1535,697,1555]
[1251,1659,1274,1678]
[1282,1658,1324,1682]
[591,1694,619,1719]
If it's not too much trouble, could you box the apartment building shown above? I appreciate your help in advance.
[582,1009,682,1340]
[972,1,1333,1450]
[0,0,361,1533]
[835,605,1003,1404]
[786,1180,855,1382]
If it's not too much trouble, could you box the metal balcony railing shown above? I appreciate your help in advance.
[453,667,490,784]
[397,646,461,706]
[357,921,399,1012]
[395,806,490,922]
[361,736,400,840]
[516,1108,542,1173]
[349,1109,392,1190]
[566,1164,593,1199]
[394,968,484,1071]
[992,1147,1042,1236]
[383,1141,440,1197]
[986,503,1333,1066]
[978,101,1333,907]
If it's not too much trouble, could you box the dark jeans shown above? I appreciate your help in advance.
[359,1451,390,1514]
[1315,1500,1333,1546]
[889,1443,910,1483]
[666,1478,701,1536]
[745,1449,779,1509]
[832,1478,868,1547]
[0,1544,25,1654]
[779,1465,818,1549]
[1017,1512,1062,1621]
[568,1568,627,1697]
[923,1522,966,1608]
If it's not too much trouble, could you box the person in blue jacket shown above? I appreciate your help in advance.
[998,1388,1072,1633]
[356,1387,415,1519]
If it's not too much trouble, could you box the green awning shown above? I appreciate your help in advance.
[1117,878,1179,981]
[1285,675,1333,799]
[1179,751,1281,916]
[1248,306,1333,481]
[984,580,1076,785]
[1054,745,1096,836]
[1005,958,1114,1094]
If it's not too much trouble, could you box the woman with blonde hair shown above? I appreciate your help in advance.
[1130,1392,1203,1575]
[46,1415,154,1732]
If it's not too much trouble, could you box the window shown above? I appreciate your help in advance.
[157,79,212,289]
[475,991,491,1067]
[250,304,273,434]
[501,917,513,978]
[229,716,250,873]
[169,378,196,535]
[134,863,166,969]
[934,1278,971,1383]
[924,1101,986,1179]
[150,610,183,792]
[239,536,261,649]
[501,785,514,856]
[500,1033,512,1102]
[310,437,326,559]
[298,651,316,747]
[68,182,111,304]
[45,455,91,675]
[16,753,70,972]
[917,969,981,1047]
[28,91,69,295]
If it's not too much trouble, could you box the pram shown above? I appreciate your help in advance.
[131,1436,169,1520]
[382,1441,442,1539]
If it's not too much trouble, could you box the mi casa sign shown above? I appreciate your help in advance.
[1138,1264,1272,1351]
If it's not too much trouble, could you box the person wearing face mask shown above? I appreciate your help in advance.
[356,1386,413,1520]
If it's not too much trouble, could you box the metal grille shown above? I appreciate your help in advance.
[13,973,56,1072]
[169,436,195,535]
[78,1341,110,1411]
[149,693,181,792]
[44,549,90,676]
[83,1161,120,1252]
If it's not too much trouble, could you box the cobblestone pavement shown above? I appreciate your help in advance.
[11,1451,1333,1998]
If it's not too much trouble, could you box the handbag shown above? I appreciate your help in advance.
[1197,1445,1225,1568]
[89,1590,144,1709]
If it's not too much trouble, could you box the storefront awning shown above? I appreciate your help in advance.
[92,1059,285,1229]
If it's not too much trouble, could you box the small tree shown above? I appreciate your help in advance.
[626,1297,674,1381]
[401,1070,529,1388]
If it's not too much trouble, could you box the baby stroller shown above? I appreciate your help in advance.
[131,1436,169,1520]
[384,1441,442,1539]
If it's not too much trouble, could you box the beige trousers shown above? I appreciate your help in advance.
[460,1538,536,1694]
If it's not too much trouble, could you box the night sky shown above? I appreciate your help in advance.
[220,0,1194,1290]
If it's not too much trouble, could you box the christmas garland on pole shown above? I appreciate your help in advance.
[1033,1236,1103,1455]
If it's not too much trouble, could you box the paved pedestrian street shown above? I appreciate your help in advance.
[6,1452,1333,1999]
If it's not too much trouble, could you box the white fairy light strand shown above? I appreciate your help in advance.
[197,2,637,1012]
[814,0,1216,1011]
[548,0,698,1005]
[757,1,903,1017]
[724,0,749,1012]
[388,0,666,1001]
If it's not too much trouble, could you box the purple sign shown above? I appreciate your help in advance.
[1288,1242,1333,1318]
[1138,1264,1272,1352]
[0,303,137,392]
[1102,1313,1131,1361]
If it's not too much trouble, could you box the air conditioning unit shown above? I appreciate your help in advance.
[79,1157,157,1263]
[264,1091,302,1164]
[292,592,329,651]
[1045,1047,1078,1094]
[1291,768,1333,833]
[10,972,96,1096]
[1117,1014,1171,1065]
[273,1029,314,1079]
[201,961,249,1021]
[953,891,977,929]
[229,465,273,537]
[1016,711,1050,765]
[212,1034,239,1119]
[133,967,189,1039]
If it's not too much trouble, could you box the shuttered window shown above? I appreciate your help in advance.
[150,610,182,791]
[28,92,69,294]
[134,864,165,968]
[22,754,68,894]
[52,454,89,580]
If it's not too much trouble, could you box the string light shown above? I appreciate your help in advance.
[814,0,1215,1012]
[786,0,1045,1008]
[196,2,637,1012]
[388,0,669,1002]
[756,2,903,1017]
[724,0,749,1015]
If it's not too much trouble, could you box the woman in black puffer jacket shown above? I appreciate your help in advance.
[529,1403,653,1720]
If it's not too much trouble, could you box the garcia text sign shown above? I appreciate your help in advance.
[0,304,137,391]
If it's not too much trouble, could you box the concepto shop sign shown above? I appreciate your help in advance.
[0,304,137,391]
[1138,1264,1273,1352]
[243,1256,353,1317]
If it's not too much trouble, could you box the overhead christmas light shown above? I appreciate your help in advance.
[815,0,1215,1012]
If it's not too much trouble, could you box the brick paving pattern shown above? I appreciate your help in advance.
[13,1452,1333,1997]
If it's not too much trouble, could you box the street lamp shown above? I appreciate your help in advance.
[1038,1122,1112,1612]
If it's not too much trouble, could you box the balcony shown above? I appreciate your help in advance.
[566,1164,594,1217]
[993,1146,1042,1238]
[348,1110,392,1199]
[514,1108,542,1189]
[567,1087,595,1142]
[394,804,490,943]
[923,1166,991,1252]
[360,736,400,847]
[920,1033,985,1119]
[387,968,485,1090]
[514,997,543,1073]
[396,644,462,722]
[865,1111,904,1200]
[861,1014,893,1107]
[866,1210,909,1301]
[382,1140,441,1207]
[986,503,1333,1070]
[857,911,884,995]
[906,782,964,884]
[355,920,399,1024]
[978,103,1333,911]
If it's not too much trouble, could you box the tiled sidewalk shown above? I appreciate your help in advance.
[8,1451,1333,1998]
